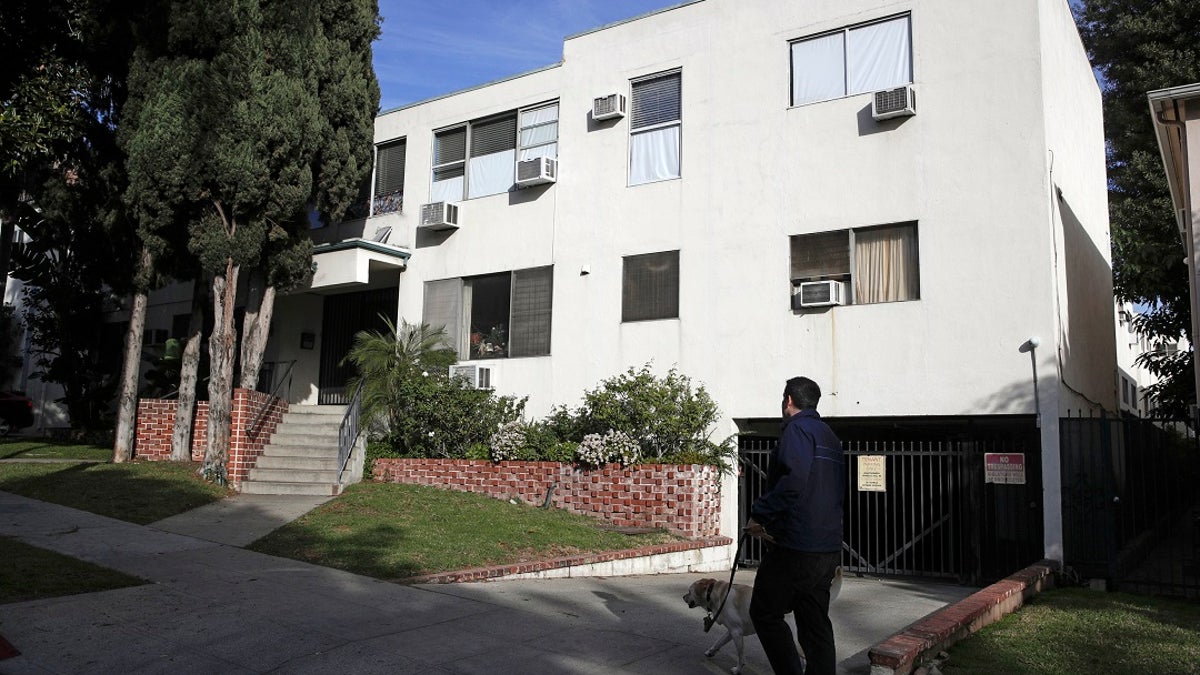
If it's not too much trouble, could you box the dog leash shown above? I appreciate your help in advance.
[704,532,748,633]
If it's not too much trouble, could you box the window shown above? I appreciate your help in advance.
[629,71,681,185]
[791,14,911,106]
[373,138,405,215]
[423,266,553,360]
[431,102,559,203]
[623,250,679,321]
[790,222,919,305]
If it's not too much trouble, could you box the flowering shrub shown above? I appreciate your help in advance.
[575,429,640,467]
[488,420,527,461]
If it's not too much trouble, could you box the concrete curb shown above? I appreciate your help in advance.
[401,535,734,583]
[868,559,1060,675]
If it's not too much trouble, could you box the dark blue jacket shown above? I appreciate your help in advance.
[750,409,844,553]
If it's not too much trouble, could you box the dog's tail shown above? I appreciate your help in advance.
[830,565,843,603]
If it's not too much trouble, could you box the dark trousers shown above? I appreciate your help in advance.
[749,547,840,675]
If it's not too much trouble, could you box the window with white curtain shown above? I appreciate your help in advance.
[422,266,553,359]
[629,70,681,185]
[791,14,911,106]
[430,102,559,202]
[789,222,919,305]
[623,250,680,321]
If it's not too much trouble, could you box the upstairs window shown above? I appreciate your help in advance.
[791,14,911,106]
[623,250,680,321]
[423,266,553,360]
[431,102,559,203]
[790,222,919,305]
[373,138,406,215]
[629,71,682,185]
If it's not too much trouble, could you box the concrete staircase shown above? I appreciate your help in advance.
[241,405,349,496]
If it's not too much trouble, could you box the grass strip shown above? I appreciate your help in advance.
[943,587,1200,674]
[249,481,683,580]
[0,536,145,604]
[0,438,111,461]
[0,461,229,524]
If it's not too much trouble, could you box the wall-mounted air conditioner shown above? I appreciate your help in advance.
[420,201,459,231]
[515,157,558,188]
[593,93,626,121]
[871,85,916,121]
[449,364,493,390]
[793,280,845,309]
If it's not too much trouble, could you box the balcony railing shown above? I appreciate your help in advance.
[372,189,403,216]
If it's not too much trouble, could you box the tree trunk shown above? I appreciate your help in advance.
[112,248,152,463]
[238,268,276,391]
[170,277,207,461]
[202,259,239,484]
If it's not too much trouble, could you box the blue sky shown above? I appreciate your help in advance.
[374,0,685,111]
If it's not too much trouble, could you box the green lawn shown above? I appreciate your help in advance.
[943,587,1200,674]
[0,438,111,461]
[0,461,230,524]
[249,481,683,580]
[0,536,145,604]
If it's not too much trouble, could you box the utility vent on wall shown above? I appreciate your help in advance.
[871,85,916,121]
[419,201,459,231]
[793,280,845,309]
[516,157,557,187]
[593,93,626,121]
[449,364,492,390]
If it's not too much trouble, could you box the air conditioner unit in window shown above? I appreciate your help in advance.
[871,85,916,121]
[593,93,626,121]
[515,157,557,188]
[793,280,845,309]
[420,201,459,231]
[449,364,493,390]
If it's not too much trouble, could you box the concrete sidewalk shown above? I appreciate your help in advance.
[0,491,973,674]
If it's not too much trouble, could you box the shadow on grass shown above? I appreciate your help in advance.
[249,521,423,580]
[0,438,111,461]
[0,461,228,524]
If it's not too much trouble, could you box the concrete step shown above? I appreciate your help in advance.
[240,480,343,496]
[277,419,342,434]
[248,467,339,483]
[261,444,340,459]
[284,405,346,418]
[254,456,340,471]
[268,431,339,446]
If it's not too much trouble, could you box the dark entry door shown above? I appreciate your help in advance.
[318,287,398,404]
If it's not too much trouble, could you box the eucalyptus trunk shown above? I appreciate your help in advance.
[170,277,206,461]
[112,248,152,463]
[202,259,239,483]
[238,269,276,391]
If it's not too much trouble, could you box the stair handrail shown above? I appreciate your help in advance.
[337,379,365,484]
[246,360,297,439]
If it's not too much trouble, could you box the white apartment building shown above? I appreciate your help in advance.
[125,0,1116,558]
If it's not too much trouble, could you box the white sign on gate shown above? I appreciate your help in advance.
[857,455,886,492]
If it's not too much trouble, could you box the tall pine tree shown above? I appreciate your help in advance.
[1076,0,1200,416]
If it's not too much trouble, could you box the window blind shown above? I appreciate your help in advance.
[470,114,517,157]
[631,72,681,129]
[509,266,553,357]
[790,231,850,280]
[374,139,406,195]
[423,278,464,357]
[434,127,467,165]
[623,250,680,322]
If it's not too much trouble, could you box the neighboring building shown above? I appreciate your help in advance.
[131,0,1115,560]
[1149,82,1200,412]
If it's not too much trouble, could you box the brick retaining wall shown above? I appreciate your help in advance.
[135,389,287,489]
[372,459,722,538]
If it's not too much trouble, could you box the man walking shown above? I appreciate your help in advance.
[745,376,845,674]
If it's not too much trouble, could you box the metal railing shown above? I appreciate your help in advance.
[246,360,296,439]
[337,380,365,484]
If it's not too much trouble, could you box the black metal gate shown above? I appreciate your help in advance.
[1060,413,1200,598]
[318,287,398,404]
[739,424,1042,585]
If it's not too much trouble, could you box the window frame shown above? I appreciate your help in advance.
[423,266,554,360]
[371,137,406,216]
[789,222,919,307]
[622,249,681,322]
[431,100,560,202]
[628,69,683,186]
[789,13,913,108]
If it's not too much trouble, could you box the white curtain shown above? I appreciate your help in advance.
[630,125,680,185]
[791,32,846,105]
[467,149,515,199]
[519,142,557,162]
[854,225,918,303]
[431,176,463,204]
[847,16,911,95]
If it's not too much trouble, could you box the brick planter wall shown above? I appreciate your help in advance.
[372,459,723,538]
[134,388,287,489]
